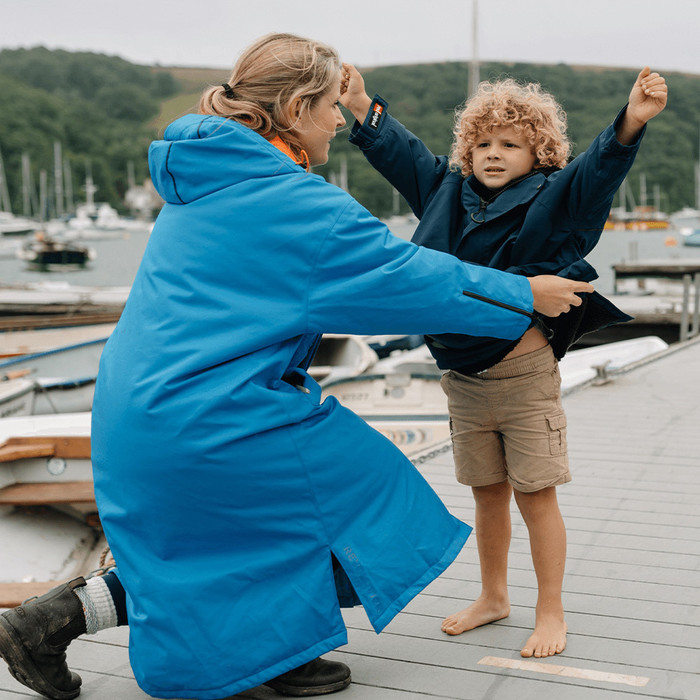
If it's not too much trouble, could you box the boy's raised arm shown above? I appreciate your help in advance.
[340,63,373,123]
[616,67,668,145]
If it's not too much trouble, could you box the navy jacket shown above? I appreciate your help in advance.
[350,96,640,373]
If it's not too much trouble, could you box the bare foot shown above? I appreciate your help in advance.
[441,596,510,635]
[520,611,567,658]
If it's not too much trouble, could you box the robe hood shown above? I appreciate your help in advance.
[149,114,302,205]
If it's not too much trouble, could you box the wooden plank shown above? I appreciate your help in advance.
[0,436,91,463]
[0,311,122,332]
[478,656,649,688]
[411,590,700,627]
[613,258,700,278]
[332,633,682,699]
[0,440,55,461]
[0,581,62,608]
[342,616,700,681]
[0,480,95,506]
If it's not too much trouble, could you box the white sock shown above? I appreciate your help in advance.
[74,576,118,634]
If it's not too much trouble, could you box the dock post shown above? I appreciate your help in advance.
[693,272,700,338]
[680,274,691,342]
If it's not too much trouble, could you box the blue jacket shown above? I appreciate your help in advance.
[350,96,640,373]
[91,114,537,698]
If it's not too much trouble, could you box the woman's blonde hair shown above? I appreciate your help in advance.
[198,33,340,155]
[449,78,570,177]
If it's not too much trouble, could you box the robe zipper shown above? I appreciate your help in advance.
[461,289,534,319]
[461,290,554,339]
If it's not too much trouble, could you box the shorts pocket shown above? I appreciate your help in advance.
[546,413,567,456]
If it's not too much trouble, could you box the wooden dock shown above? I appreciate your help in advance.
[2,337,700,699]
[606,258,700,345]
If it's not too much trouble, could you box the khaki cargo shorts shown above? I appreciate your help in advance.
[441,345,571,493]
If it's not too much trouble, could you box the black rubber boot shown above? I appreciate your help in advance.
[264,657,351,696]
[0,577,87,700]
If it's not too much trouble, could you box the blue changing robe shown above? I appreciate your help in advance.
[91,114,535,699]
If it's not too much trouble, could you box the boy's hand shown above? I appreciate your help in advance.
[528,276,594,317]
[620,67,668,141]
[340,63,373,123]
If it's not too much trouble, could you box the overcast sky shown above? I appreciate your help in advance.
[1,0,699,75]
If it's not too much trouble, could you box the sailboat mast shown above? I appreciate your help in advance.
[0,147,12,213]
[468,0,480,97]
[39,169,48,223]
[54,142,64,219]
[22,154,32,218]
[63,159,74,213]
[696,124,700,210]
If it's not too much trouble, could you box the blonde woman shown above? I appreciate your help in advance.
[0,34,590,700]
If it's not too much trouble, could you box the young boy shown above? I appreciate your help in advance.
[340,65,667,658]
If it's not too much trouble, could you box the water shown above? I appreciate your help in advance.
[1,224,699,297]
[0,230,151,288]
[387,219,700,295]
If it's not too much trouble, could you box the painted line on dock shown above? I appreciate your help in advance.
[478,656,650,687]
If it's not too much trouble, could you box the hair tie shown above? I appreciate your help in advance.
[221,83,235,99]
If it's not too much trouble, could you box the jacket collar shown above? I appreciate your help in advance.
[268,136,310,172]
[462,171,547,230]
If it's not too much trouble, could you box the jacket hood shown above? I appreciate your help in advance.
[148,114,303,204]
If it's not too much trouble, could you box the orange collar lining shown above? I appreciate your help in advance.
[269,136,310,172]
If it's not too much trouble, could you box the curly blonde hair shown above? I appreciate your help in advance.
[449,78,570,177]
[198,33,340,157]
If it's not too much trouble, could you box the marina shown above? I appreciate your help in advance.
[2,5,700,697]
[1,221,699,699]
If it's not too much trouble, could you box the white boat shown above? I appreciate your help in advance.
[0,322,117,358]
[0,281,129,318]
[17,233,96,270]
[669,207,700,233]
[0,412,92,488]
[559,335,669,392]
[323,370,449,460]
[57,203,153,241]
[322,342,447,461]
[0,211,37,237]
[683,229,700,247]
[32,376,99,415]
[0,376,36,419]
[363,333,424,358]
[0,332,112,413]
[368,343,439,375]
[0,412,103,608]
[0,237,22,261]
[308,334,378,386]
[322,337,671,458]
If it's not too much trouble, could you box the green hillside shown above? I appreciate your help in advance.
[1,48,698,218]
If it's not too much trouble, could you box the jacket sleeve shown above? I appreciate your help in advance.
[348,96,450,218]
[559,105,644,231]
[509,106,645,268]
[306,194,534,339]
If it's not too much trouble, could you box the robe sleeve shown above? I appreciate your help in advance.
[306,195,534,339]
